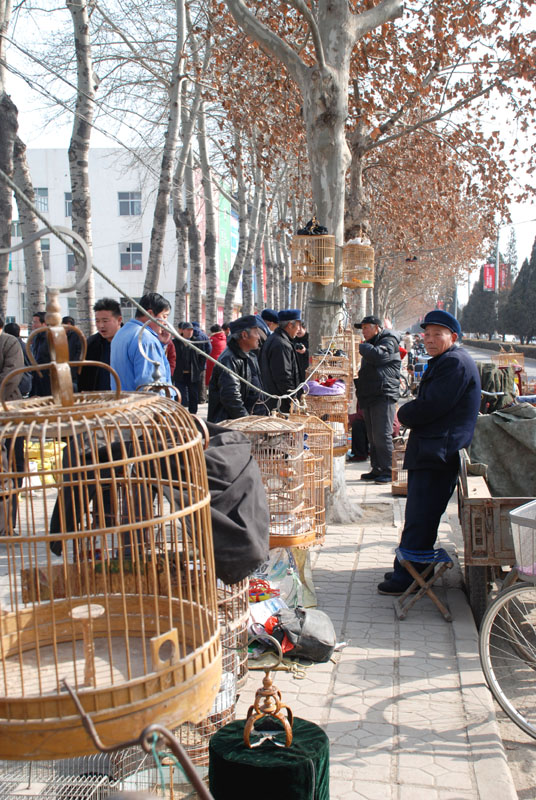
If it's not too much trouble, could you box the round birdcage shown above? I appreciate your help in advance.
[0,361,221,759]
[174,578,249,767]
[289,411,334,490]
[341,242,375,288]
[291,235,335,285]
[219,416,316,549]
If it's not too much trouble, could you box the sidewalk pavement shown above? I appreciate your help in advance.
[236,459,518,800]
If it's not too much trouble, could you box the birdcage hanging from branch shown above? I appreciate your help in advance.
[219,416,316,549]
[291,235,335,285]
[0,295,221,760]
[341,241,375,289]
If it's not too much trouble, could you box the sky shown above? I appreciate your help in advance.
[4,5,536,304]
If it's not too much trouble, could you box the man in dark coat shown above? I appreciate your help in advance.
[207,315,265,423]
[354,315,401,484]
[78,298,123,392]
[378,309,481,595]
[259,309,304,413]
[191,321,212,403]
[173,322,205,414]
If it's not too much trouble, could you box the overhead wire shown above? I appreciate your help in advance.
[0,165,349,409]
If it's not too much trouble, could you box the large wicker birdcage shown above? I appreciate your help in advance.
[341,242,375,288]
[307,355,351,400]
[0,319,221,760]
[291,235,335,285]
[175,577,249,767]
[220,416,316,549]
[289,411,334,489]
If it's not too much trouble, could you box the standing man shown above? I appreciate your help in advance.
[173,322,202,414]
[110,292,171,392]
[378,310,480,595]
[0,318,25,532]
[354,315,401,484]
[260,309,304,413]
[191,321,212,404]
[78,298,123,391]
[207,315,265,422]
[260,309,279,333]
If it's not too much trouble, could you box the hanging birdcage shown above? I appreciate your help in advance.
[303,394,349,459]
[321,325,360,378]
[291,235,335,285]
[342,242,375,288]
[307,356,351,401]
[289,411,334,490]
[0,305,221,760]
[219,416,316,549]
[174,577,249,767]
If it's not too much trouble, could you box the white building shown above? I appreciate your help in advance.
[8,148,238,326]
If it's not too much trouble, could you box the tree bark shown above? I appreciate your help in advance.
[67,0,96,335]
[197,101,218,328]
[223,132,248,320]
[185,151,201,323]
[143,0,186,294]
[13,137,46,319]
[173,205,189,325]
[0,92,16,318]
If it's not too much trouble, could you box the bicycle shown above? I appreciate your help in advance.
[479,500,536,739]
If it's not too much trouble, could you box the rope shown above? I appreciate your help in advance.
[0,165,352,404]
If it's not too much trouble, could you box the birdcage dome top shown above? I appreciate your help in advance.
[220,415,305,434]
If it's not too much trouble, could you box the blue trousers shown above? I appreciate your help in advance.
[175,376,199,414]
[392,463,459,585]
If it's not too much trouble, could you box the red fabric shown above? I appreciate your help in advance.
[165,340,176,375]
[399,346,407,359]
[206,330,227,384]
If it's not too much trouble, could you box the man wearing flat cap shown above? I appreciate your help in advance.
[354,315,401,485]
[207,315,266,423]
[378,309,480,595]
[260,309,304,413]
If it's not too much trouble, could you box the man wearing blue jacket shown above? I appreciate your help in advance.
[378,309,481,595]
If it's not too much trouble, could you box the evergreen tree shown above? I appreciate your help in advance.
[505,227,518,280]
[503,235,536,343]
[460,266,498,338]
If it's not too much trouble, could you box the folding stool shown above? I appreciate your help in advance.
[393,546,453,622]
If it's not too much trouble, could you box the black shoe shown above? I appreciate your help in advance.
[384,571,394,581]
[360,471,380,481]
[377,579,415,596]
[374,474,392,485]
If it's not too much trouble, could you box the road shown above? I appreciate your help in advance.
[462,342,536,383]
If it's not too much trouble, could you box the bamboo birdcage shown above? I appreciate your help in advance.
[0,303,221,760]
[175,577,249,767]
[219,416,316,549]
[321,326,360,378]
[307,355,351,401]
[392,443,408,496]
[291,235,335,285]
[342,242,375,288]
[491,350,525,368]
[303,393,349,459]
[289,411,334,489]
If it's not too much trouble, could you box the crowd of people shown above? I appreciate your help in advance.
[2,301,480,599]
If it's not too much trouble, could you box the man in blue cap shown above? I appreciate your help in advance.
[378,309,481,595]
[207,315,266,422]
[260,309,304,413]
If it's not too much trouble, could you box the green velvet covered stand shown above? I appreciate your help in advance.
[208,717,330,800]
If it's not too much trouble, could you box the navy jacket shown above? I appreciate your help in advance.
[398,345,481,471]
[259,326,302,413]
[355,329,401,407]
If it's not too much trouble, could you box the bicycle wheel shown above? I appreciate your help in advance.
[399,374,409,398]
[479,583,536,739]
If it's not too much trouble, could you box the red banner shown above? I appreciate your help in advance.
[483,264,496,291]
[499,263,511,291]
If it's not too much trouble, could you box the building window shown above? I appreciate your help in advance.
[5,316,15,324]
[65,192,72,217]
[67,252,75,272]
[11,220,21,237]
[120,242,142,271]
[34,188,49,212]
[67,297,77,317]
[118,191,141,216]
[120,297,141,321]
[41,238,50,269]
